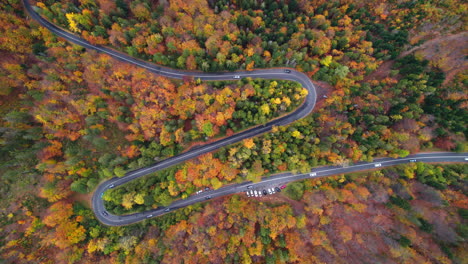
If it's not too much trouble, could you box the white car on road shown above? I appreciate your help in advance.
[374,163,382,167]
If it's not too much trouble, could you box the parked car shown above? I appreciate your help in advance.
[275,187,281,192]
[280,185,287,189]
[254,190,258,197]
[263,190,268,195]
[246,191,251,197]
[268,188,273,194]
[205,187,210,191]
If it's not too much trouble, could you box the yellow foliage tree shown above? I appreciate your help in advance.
[66,13,81,32]
[134,193,145,205]
[243,138,255,149]
[320,55,333,67]
[246,61,255,71]
[291,130,303,139]
[122,193,135,209]
[260,103,270,115]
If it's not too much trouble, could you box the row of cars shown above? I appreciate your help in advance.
[246,185,286,197]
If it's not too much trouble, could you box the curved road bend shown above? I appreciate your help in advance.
[23,0,468,226]
[23,0,316,182]
[96,152,467,226]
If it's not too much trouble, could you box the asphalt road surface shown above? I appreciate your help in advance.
[23,0,468,226]
[94,152,467,226]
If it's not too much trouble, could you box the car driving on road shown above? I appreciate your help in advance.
[374,163,382,167]
[233,75,240,79]
[284,69,291,73]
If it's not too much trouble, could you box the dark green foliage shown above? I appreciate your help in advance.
[398,235,411,247]
[32,42,47,55]
[417,217,433,233]
[115,0,129,15]
[390,55,467,139]
[389,195,411,210]
[0,110,43,206]
[415,163,466,190]
[394,55,428,76]
[283,181,305,201]
[440,243,454,260]
[455,224,468,239]
[426,69,445,88]
[458,208,468,220]
[423,94,468,138]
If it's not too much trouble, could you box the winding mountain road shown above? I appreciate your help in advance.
[24,0,468,226]
[97,153,467,226]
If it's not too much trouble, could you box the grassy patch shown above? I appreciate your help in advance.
[282,181,305,201]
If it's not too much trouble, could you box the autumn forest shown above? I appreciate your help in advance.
[0,0,467,263]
